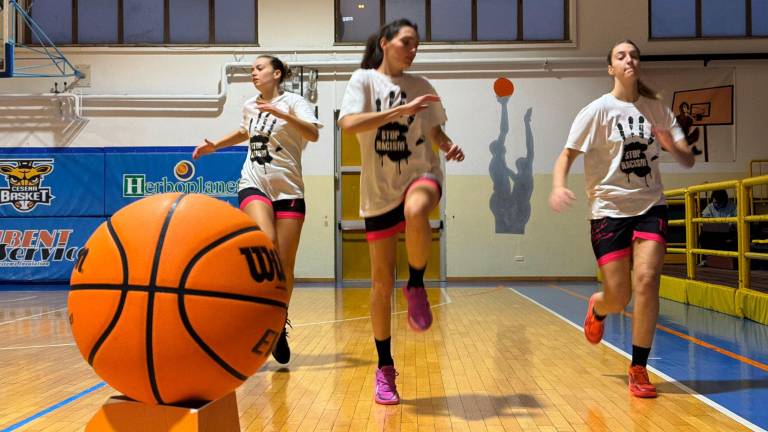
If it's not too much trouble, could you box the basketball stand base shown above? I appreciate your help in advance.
[86,391,240,432]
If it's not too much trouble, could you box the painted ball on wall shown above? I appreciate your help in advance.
[493,77,515,98]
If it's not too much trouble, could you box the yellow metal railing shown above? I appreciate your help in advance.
[664,188,689,266]
[740,175,768,289]
[748,159,768,213]
[664,175,768,290]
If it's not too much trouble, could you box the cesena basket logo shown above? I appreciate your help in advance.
[123,159,237,198]
[0,159,56,212]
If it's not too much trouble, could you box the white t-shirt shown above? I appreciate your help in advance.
[339,69,447,217]
[566,93,685,219]
[238,91,323,201]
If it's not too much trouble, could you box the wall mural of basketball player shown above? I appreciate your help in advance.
[617,116,660,186]
[249,111,283,171]
[671,85,734,162]
[675,102,703,156]
[373,90,426,174]
[489,97,534,234]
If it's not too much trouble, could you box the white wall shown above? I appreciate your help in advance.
[2,0,767,278]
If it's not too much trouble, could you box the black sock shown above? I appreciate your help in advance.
[594,310,607,321]
[375,337,394,368]
[407,264,426,289]
[631,345,651,367]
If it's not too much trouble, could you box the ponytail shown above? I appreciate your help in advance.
[361,34,383,69]
[360,18,418,69]
[607,39,660,100]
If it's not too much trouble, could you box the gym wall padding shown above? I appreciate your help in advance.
[659,275,688,304]
[104,148,244,215]
[0,147,246,283]
[0,217,104,282]
[736,288,768,325]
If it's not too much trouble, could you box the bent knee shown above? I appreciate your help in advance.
[634,270,661,291]
[404,202,431,221]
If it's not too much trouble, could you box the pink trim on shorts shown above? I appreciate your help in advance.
[406,177,441,197]
[240,195,272,211]
[597,247,632,267]
[366,221,406,242]
[633,231,667,245]
[275,211,305,220]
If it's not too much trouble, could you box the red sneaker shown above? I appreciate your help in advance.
[583,293,604,344]
[628,365,658,398]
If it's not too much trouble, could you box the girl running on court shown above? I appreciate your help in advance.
[338,18,465,405]
[549,40,695,398]
[193,55,323,365]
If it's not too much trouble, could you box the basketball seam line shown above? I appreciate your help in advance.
[146,194,184,405]
[69,284,287,308]
[177,225,267,382]
[177,225,263,290]
[87,219,130,366]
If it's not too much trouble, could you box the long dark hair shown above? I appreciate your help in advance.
[257,55,291,84]
[607,39,659,100]
[361,19,418,69]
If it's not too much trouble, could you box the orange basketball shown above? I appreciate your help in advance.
[68,193,287,405]
[493,77,515,97]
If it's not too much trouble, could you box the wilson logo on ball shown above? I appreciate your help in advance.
[239,246,286,285]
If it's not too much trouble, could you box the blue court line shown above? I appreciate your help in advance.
[0,382,106,432]
[511,284,768,431]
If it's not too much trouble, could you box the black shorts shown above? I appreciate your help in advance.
[364,176,441,241]
[238,187,306,220]
[590,205,668,266]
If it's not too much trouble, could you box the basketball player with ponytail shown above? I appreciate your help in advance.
[338,19,465,405]
[549,40,695,398]
[193,55,323,365]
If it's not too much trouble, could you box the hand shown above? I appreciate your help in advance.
[549,186,576,213]
[256,102,287,119]
[652,127,675,153]
[192,139,216,160]
[653,126,695,168]
[400,94,441,117]
[442,142,465,162]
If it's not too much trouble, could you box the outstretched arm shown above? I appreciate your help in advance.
[338,94,441,133]
[192,129,249,160]
[257,103,320,142]
[524,108,534,158]
[549,148,581,212]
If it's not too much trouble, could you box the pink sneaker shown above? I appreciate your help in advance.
[402,285,433,331]
[374,366,400,405]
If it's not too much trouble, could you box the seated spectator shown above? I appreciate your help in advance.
[700,190,738,267]
[702,189,737,218]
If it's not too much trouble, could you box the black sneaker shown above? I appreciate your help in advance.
[272,319,291,364]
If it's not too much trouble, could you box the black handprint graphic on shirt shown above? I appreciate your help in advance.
[374,90,414,174]
[618,115,657,186]
[249,112,282,172]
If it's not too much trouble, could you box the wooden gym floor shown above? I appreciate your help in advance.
[1,283,765,431]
